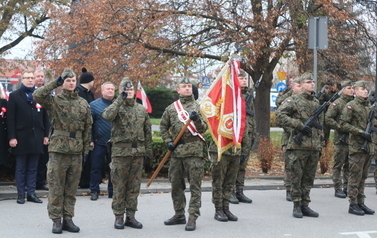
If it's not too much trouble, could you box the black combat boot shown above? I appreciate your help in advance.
[164,215,186,225]
[214,207,228,222]
[358,203,375,215]
[52,220,62,234]
[301,205,319,217]
[235,189,252,203]
[343,188,347,196]
[17,195,25,204]
[125,216,143,229]
[286,190,292,201]
[223,206,238,221]
[229,190,239,204]
[114,217,125,229]
[334,189,346,198]
[185,218,196,231]
[62,219,80,232]
[293,203,303,218]
[348,204,365,216]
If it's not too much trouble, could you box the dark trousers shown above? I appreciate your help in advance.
[36,145,49,188]
[15,154,39,196]
[79,151,91,188]
[90,144,113,194]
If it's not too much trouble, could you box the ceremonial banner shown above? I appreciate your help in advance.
[200,60,246,161]
[136,81,152,113]
[0,83,9,100]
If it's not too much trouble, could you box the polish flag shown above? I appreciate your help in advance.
[0,83,9,100]
[136,81,152,113]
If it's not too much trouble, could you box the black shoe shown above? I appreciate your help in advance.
[108,192,113,198]
[114,217,124,229]
[125,216,143,229]
[358,203,375,215]
[229,191,239,204]
[52,220,62,234]
[348,204,365,216]
[185,218,196,231]
[335,189,347,198]
[286,190,292,201]
[17,195,25,204]
[223,206,238,221]
[27,194,43,203]
[236,189,252,203]
[36,185,49,191]
[343,188,347,196]
[90,192,98,201]
[164,215,186,225]
[62,219,80,232]
[301,205,319,217]
[293,204,303,218]
[214,207,228,222]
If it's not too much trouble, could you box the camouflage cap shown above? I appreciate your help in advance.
[179,78,191,84]
[120,77,133,88]
[292,75,302,84]
[353,80,369,89]
[61,68,75,78]
[340,79,353,88]
[238,69,247,77]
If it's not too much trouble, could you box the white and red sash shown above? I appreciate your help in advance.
[174,100,205,141]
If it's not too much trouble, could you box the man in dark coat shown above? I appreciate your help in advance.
[7,71,50,204]
[77,67,95,189]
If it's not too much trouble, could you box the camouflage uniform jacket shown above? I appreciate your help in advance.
[102,97,152,158]
[325,94,354,145]
[160,95,207,158]
[33,80,92,155]
[241,88,255,155]
[339,96,375,154]
[276,91,324,150]
[276,89,292,109]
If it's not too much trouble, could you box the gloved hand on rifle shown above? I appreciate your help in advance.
[361,132,372,142]
[121,91,128,100]
[167,142,176,152]
[301,125,312,137]
[189,111,200,121]
[240,154,247,164]
[56,68,75,86]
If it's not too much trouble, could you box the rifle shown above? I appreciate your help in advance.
[315,84,328,99]
[360,103,377,153]
[246,74,262,116]
[293,89,343,145]
[339,133,348,145]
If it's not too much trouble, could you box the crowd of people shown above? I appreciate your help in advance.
[1,67,377,234]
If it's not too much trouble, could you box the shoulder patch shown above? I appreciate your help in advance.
[347,105,352,110]
[286,99,291,103]
[331,103,336,106]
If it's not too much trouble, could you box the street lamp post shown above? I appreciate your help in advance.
[357,0,377,94]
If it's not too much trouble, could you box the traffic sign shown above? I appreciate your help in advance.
[276,82,286,92]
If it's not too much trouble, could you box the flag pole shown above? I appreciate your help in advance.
[146,118,192,187]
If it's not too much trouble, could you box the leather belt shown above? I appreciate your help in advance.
[179,137,200,144]
[113,142,138,148]
[53,130,82,139]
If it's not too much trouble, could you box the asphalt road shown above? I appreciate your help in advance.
[1,187,377,238]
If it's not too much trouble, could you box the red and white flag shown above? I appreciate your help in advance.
[136,81,152,113]
[200,60,246,161]
[0,83,9,100]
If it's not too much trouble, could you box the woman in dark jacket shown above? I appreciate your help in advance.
[0,89,9,165]
[7,71,50,204]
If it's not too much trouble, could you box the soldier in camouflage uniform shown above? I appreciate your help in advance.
[160,78,207,231]
[319,80,339,144]
[325,80,354,199]
[229,70,255,204]
[102,77,153,229]
[276,72,323,218]
[33,68,92,234]
[278,77,302,201]
[339,80,375,216]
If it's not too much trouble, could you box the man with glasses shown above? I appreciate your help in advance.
[277,72,324,218]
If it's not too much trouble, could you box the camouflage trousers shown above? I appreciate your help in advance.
[211,153,240,207]
[288,149,320,205]
[168,157,204,220]
[347,152,371,204]
[332,144,349,190]
[111,156,143,217]
[47,152,82,220]
[283,146,292,190]
[236,152,250,189]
